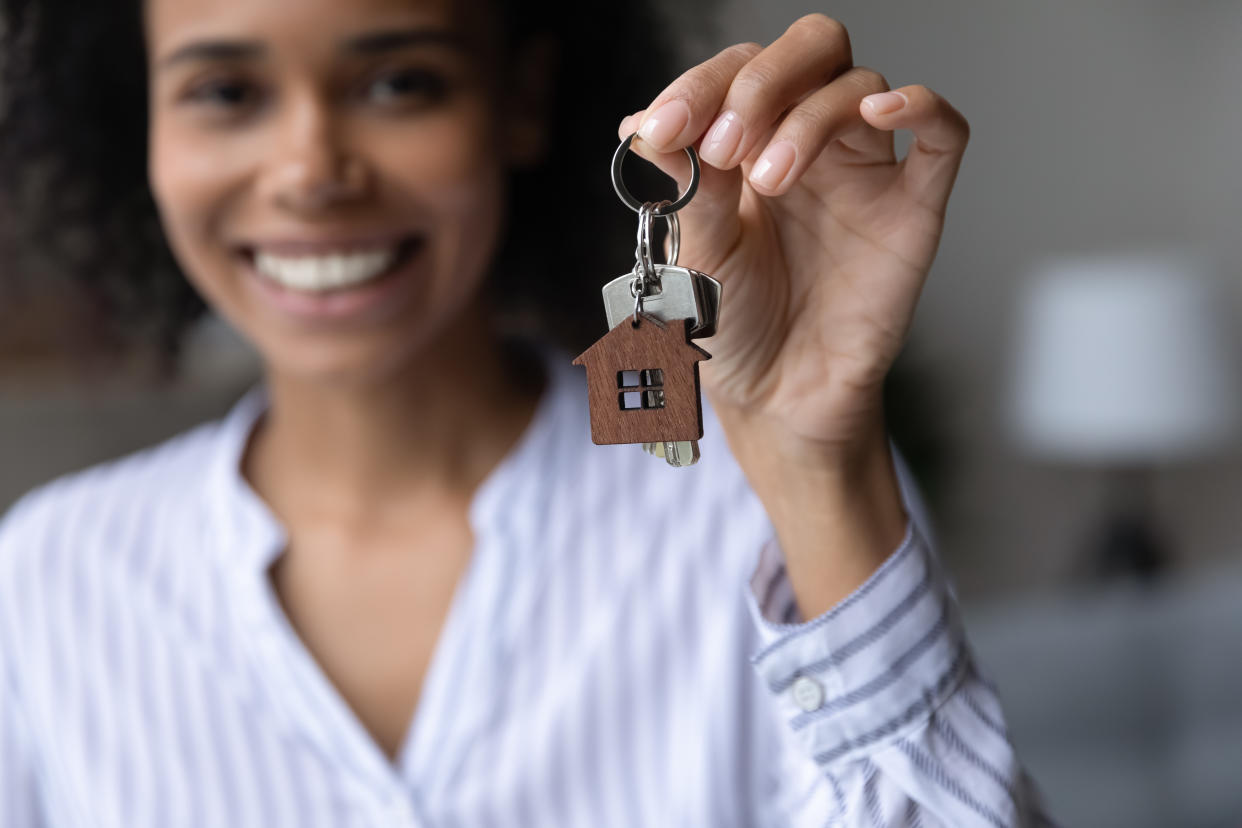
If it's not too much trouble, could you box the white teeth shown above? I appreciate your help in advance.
[253,247,399,292]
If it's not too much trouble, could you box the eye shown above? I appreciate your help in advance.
[366,68,448,106]
[184,77,262,110]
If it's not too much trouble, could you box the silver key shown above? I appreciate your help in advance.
[603,266,720,468]
[640,440,701,467]
[605,265,721,467]
[601,264,722,338]
[599,154,722,468]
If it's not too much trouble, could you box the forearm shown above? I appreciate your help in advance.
[716,402,908,620]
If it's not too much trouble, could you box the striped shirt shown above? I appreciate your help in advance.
[0,344,1050,827]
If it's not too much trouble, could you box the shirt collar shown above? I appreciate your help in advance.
[205,383,286,576]
[203,341,579,578]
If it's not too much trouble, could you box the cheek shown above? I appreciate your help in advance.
[376,105,506,219]
[374,107,511,300]
[148,119,249,299]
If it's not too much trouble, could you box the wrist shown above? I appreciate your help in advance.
[714,401,909,618]
[710,390,892,480]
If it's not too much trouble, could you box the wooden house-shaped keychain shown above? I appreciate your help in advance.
[572,313,710,446]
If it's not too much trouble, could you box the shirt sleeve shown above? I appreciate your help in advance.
[744,458,1055,826]
[0,513,44,827]
[0,667,42,827]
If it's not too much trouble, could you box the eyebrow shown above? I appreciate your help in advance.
[157,27,465,70]
[158,41,263,68]
[345,28,465,55]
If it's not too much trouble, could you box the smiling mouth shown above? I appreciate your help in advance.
[242,238,422,293]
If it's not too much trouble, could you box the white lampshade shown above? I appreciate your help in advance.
[1010,251,1241,464]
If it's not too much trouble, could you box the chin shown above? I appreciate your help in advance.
[261,328,436,389]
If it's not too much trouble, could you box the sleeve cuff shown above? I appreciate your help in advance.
[745,512,971,771]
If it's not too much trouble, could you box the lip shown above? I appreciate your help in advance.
[237,230,418,256]
[237,235,425,324]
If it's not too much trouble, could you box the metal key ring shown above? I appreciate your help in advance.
[634,200,680,279]
[662,206,681,267]
[632,201,680,297]
[634,202,657,286]
[611,133,700,216]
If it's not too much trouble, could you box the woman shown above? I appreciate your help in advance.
[0,0,1050,824]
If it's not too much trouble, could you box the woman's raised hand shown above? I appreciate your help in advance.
[618,14,969,468]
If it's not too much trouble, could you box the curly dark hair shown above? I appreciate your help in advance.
[0,0,715,357]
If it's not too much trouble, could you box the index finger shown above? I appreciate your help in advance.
[634,42,761,151]
[639,15,855,170]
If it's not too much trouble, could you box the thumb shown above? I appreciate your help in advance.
[618,112,742,272]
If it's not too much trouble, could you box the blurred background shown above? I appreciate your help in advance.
[3,1,1241,825]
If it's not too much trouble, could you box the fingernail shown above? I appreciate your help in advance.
[700,110,743,167]
[637,100,690,148]
[863,91,907,115]
[750,141,797,191]
[618,112,640,137]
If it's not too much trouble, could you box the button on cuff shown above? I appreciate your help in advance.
[791,675,825,712]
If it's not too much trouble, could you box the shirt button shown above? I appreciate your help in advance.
[791,675,825,712]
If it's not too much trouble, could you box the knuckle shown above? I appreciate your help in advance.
[780,104,827,139]
[910,85,971,144]
[905,83,932,103]
[725,41,763,61]
[793,13,850,50]
[670,67,721,105]
[678,68,719,101]
[672,42,762,106]
[950,107,971,144]
[729,63,777,104]
[849,66,890,94]
[794,13,845,38]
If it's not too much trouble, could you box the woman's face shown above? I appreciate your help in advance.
[147,0,526,384]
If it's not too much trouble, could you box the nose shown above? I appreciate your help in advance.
[260,92,371,214]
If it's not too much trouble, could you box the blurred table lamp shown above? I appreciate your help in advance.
[1010,251,1241,579]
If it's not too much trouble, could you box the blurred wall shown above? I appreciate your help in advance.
[716,0,1242,596]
